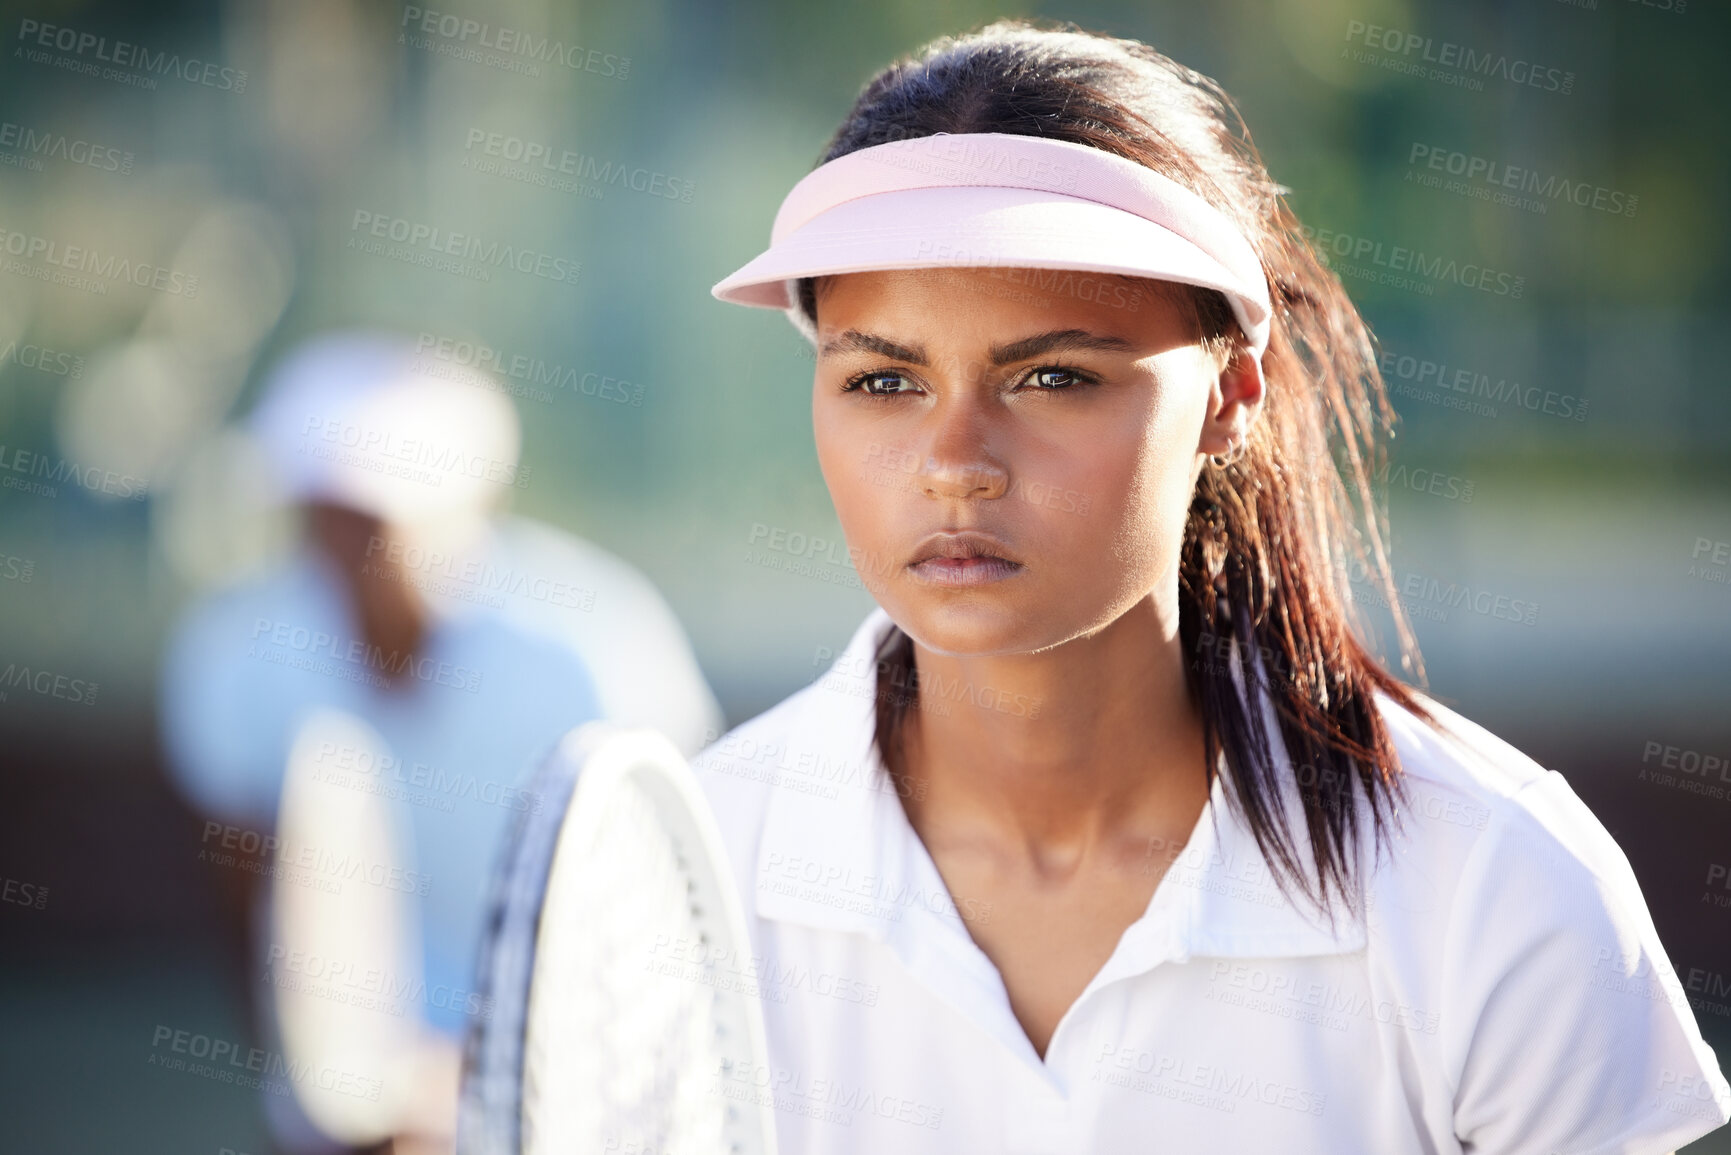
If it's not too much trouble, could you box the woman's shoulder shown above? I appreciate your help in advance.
[1368,691,1730,1150]
[1370,687,1642,905]
[1375,685,1549,804]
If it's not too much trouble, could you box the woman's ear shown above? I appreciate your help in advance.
[1198,347,1266,459]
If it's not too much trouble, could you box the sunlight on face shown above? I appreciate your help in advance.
[811,267,1244,658]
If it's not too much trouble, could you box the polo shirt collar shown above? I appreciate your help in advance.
[753,606,1367,985]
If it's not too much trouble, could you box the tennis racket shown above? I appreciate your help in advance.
[272,708,422,1145]
[458,721,778,1155]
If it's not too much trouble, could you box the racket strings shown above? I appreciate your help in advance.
[524,778,749,1154]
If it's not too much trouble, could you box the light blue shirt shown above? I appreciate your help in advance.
[160,550,603,1035]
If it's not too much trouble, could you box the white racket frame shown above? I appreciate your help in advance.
[521,723,779,1155]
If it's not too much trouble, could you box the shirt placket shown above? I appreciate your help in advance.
[882,783,1210,1153]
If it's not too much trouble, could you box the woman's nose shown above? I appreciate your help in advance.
[916,400,1008,501]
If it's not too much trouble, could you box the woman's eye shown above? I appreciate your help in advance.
[1024,367,1086,390]
[848,371,920,395]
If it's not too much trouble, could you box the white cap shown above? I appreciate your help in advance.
[248,332,522,526]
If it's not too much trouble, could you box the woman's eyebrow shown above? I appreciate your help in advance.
[816,327,1133,367]
[818,330,928,364]
[989,328,1134,365]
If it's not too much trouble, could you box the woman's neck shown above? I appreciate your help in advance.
[892,596,1210,878]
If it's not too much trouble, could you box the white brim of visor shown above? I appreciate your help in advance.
[711,185,1271,355]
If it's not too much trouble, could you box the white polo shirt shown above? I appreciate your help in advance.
[692,606,1730,1154]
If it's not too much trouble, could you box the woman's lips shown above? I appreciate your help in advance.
[906,555,1024,586]
[905,530,1023,586]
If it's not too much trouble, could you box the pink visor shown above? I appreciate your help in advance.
[711,131,1272,358]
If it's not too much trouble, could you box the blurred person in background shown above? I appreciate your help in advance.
[158,332,723,1153]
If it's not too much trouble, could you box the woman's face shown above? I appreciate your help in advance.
[811,267,1262,658]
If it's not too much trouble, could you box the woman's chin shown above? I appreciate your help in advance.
[881,594,1066,660]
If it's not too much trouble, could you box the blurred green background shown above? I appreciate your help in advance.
[1,0,1727,1150]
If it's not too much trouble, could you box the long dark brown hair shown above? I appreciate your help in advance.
[796,19,1434,922]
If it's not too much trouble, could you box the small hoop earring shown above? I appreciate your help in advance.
[1209,440,1247,469]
